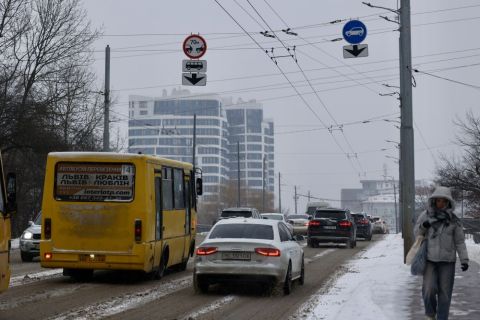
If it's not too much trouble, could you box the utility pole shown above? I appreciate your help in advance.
[294,186,298,214]
[262,155,266,212]
[399,0,415,262]
[192,114,196,168]
[237,141,241,207]
[103,45,110,152]
[393,179,399,234]
[278,172,282,213]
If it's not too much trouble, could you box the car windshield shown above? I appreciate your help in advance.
[262,214,283,221]
[221,210,252,218]
[34,213,42,225]
[315,210,346,220]
[288,215,309,219]
[209,224,274,240]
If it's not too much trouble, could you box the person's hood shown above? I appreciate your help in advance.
[427,186,455,212]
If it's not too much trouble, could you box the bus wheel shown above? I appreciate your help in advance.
[155,254,167,280]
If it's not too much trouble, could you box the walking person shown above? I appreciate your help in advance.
[415,186,469,320]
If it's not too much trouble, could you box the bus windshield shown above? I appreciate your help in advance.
[54,162,135,202]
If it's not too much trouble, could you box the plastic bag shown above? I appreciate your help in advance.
[410,238,428,276]
[406,235,424,265]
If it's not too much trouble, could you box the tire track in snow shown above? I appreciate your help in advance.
[180,295,236,320]
[304,249,336,264]
[48,276,191,320]
[9,269,63,287]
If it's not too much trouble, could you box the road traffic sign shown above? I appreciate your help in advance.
[342,20,367,44]
[182,73,207,86]
[183,34,207,59]
[343,44,369,58]
[182,59,207,72]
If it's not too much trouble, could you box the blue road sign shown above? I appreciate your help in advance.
[342,20,367,44]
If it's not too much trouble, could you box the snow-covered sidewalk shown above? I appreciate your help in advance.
[295,234,480,320]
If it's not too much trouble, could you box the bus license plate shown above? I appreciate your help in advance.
[79,254,105,262]
[222,252,251,260]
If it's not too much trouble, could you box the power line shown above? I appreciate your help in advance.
[413,68,480,91]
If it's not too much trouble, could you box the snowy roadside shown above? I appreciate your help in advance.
[11,238,19,249]
[466,238,480,265]
[293,234,416,320]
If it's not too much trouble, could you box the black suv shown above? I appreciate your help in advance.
[307,208,357,248]
[351,212,372,241]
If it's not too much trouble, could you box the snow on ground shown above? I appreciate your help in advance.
[11,238,19,249]
[466,238,480,265]
[294,234,417,320]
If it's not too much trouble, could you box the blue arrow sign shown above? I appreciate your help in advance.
[342,20,367,45]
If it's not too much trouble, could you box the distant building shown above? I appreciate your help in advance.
[128,92,274,203]
[128,91,229,202]
[224,98,274,193]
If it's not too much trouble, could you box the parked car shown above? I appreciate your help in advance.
[194,218,305,295]
[261,213,294,234]
[286,214,310,235]
[307,208,357,248]
[214,207,261,224]
[351,212,372,241]
[20,212,41,262]
[372,217,388,234]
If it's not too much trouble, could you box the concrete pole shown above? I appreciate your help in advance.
[400,0,415,262]
[278,172,282,213]
[262,155,266,212]
[237,141,240,207]
[103,45,110,152]
[294,186,298,214]
[393,180,399,234]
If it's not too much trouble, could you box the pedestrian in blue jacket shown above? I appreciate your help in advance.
[415,186,469,320]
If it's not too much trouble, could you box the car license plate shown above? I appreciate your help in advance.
[79,254,105,262]
[323,226,336,230]
[222,252,251,260]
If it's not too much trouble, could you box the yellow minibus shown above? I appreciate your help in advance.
[40,152,201,280]
[0,151,16,293]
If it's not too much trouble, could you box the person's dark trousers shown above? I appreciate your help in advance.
[422,261,456,320]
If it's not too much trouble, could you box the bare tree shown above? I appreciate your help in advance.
[0,0,103,236]
[436,110,480,218]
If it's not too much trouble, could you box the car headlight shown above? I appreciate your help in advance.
[22,231,33,240]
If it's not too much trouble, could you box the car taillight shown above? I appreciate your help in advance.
[339,220,352,228]
[255,248,281,257]
[134,219,142,242]
[309,220,321,227]
[44,218,51,239]
[360,218,370,225]
[196,247,218,255]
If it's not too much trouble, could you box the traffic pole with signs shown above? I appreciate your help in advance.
[182,34,207,86]
[342,20,369,59]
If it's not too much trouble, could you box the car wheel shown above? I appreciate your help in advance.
[283,262,292,295]
[299,257,305,286]
[193,274,209,294]
[20,251,33,262]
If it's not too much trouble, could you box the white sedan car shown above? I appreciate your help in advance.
[261,213,294,234]
[194,218,305,295]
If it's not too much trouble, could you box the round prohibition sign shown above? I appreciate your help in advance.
[183,34,207,59]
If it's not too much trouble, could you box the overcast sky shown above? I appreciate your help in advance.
[82,0,480,213]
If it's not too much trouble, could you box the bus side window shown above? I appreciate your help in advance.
[173,168,185,209]
[162,168,173,210]
[155,177,162,240]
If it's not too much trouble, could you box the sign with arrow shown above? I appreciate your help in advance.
[182,73,207,86]
[343,44,368,58]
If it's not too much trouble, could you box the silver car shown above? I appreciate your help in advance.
[20,213,41,262]
[194,218,305,295]
[287,214,310,235]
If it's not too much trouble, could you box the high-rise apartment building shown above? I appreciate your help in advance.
[224,99,274,193]
[128,90,229,202]
[128,91,274,203]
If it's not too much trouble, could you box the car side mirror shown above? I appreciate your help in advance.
[6,172,16,213]
[294,235,304,241]
[195,177,203,195]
